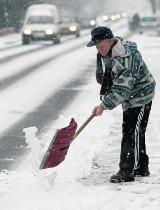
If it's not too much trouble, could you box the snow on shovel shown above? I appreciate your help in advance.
[39,113,95,169]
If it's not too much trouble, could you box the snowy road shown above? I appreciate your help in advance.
[0,19,130,171]
[0,29,95,170]
[0,18,160,210]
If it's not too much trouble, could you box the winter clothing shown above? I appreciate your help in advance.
[87,26,156,183]
[98,39,118,98]
[133,153,150,176]
[120,101,152,171]
[97,37,156,111]
[87,26,114,47]
[99,54,112,98]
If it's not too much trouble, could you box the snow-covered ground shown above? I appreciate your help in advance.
[0,20,160,210]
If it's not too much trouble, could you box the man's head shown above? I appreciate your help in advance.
[87,26,114,47]
[87,26,115,56]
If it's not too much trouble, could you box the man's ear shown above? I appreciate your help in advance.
[110,38,115,45]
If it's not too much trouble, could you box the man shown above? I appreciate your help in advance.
[87,26,156,183]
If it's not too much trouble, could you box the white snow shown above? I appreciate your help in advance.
[0,19,160,210]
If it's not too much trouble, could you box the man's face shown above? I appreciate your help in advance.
[96,39,113,56]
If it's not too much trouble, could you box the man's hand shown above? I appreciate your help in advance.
[92,104,105,116]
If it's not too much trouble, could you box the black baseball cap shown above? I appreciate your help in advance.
[87,26,114,47]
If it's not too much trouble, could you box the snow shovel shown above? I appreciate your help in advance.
[39,113,95,169]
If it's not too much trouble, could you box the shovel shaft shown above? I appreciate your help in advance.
[72,113,95,140]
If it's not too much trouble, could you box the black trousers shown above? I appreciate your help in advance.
[120,101,152,171]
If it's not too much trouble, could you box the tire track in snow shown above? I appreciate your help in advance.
[0,33,91,91]
[0,44,21,51]
[0,45,49,64]
[0,39,89,91]
[0,32,90,64]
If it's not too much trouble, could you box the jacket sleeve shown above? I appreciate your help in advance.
[101,53,141,110]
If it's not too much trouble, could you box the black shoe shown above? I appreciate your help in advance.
[110,170,135,183]
[134,166,150,177]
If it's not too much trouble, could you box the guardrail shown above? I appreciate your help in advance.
[0,27,15,36]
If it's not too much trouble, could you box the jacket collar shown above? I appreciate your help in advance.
[112,38,130,57]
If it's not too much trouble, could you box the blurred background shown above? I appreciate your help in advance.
[0,0,160,33]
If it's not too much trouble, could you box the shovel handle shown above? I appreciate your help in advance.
[72,113,95,140]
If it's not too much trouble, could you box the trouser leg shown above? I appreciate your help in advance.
[138,102,152,168]
[139,102,152,153]
[119,102,152,171]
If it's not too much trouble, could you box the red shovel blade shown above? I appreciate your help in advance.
[39,118,77,169]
